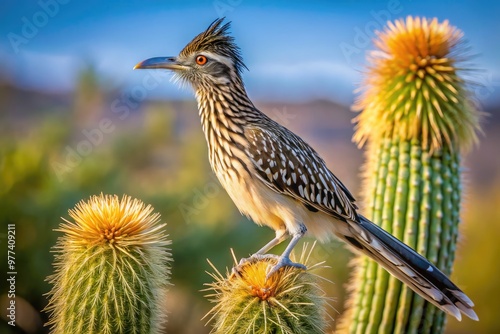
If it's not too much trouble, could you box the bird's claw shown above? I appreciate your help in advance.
[232,254,307,280]
[232,254,279,277]
[239,253,280,266]
[265,257,307,280]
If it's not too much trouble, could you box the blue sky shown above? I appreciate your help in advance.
[0,0,499,105]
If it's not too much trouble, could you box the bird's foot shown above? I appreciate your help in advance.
[239,253,280,265]
[231,254,307,280]
[265,256,306,280]
[232,254,307,281]
[231,254,280,277]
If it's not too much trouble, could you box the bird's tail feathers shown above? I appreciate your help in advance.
[343,215,477,322]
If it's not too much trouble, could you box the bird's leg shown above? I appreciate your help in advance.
[237,229,288,266]
[232,230,289,277]
[255,229,289,255]
[266,224,307,280]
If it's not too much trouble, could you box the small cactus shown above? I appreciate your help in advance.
[339,17,482,334]
[204,244,331,334]
[45,194,171,334]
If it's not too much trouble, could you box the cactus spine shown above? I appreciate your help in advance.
[45,194,171,334]
[339,17,481,334]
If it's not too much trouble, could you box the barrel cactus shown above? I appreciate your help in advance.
[45,194,171,334]
[204,244,330,334]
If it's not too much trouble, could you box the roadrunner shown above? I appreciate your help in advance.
[135,18,477,321]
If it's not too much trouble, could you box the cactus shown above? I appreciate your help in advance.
[45,194,171,334]
[339,17,481,334]
[204,244,330,334]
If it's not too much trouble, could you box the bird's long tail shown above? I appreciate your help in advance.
[343,215,478,321]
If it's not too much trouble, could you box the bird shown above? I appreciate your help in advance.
[134,18,477,322]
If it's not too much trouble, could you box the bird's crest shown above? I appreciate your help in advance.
[180,18,248,75]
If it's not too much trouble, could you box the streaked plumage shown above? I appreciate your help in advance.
[134,18,477,321]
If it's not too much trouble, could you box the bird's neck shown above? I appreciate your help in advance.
[195,81,259,173]
[195,81,260,136]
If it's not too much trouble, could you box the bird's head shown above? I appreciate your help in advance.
[134,18,247,89]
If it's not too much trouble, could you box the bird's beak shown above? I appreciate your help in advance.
[133,57,184,70]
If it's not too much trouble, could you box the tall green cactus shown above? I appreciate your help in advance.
[339,17,481,333]
[45,194,171,334]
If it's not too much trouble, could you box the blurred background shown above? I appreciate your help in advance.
[0,0,499,333]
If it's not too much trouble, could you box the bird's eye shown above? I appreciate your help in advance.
[196,55,207,65]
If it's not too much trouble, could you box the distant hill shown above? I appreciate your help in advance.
[1,82,498,190]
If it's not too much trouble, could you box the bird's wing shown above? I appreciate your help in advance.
[244,123,478,322]
[245,123,358,222]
